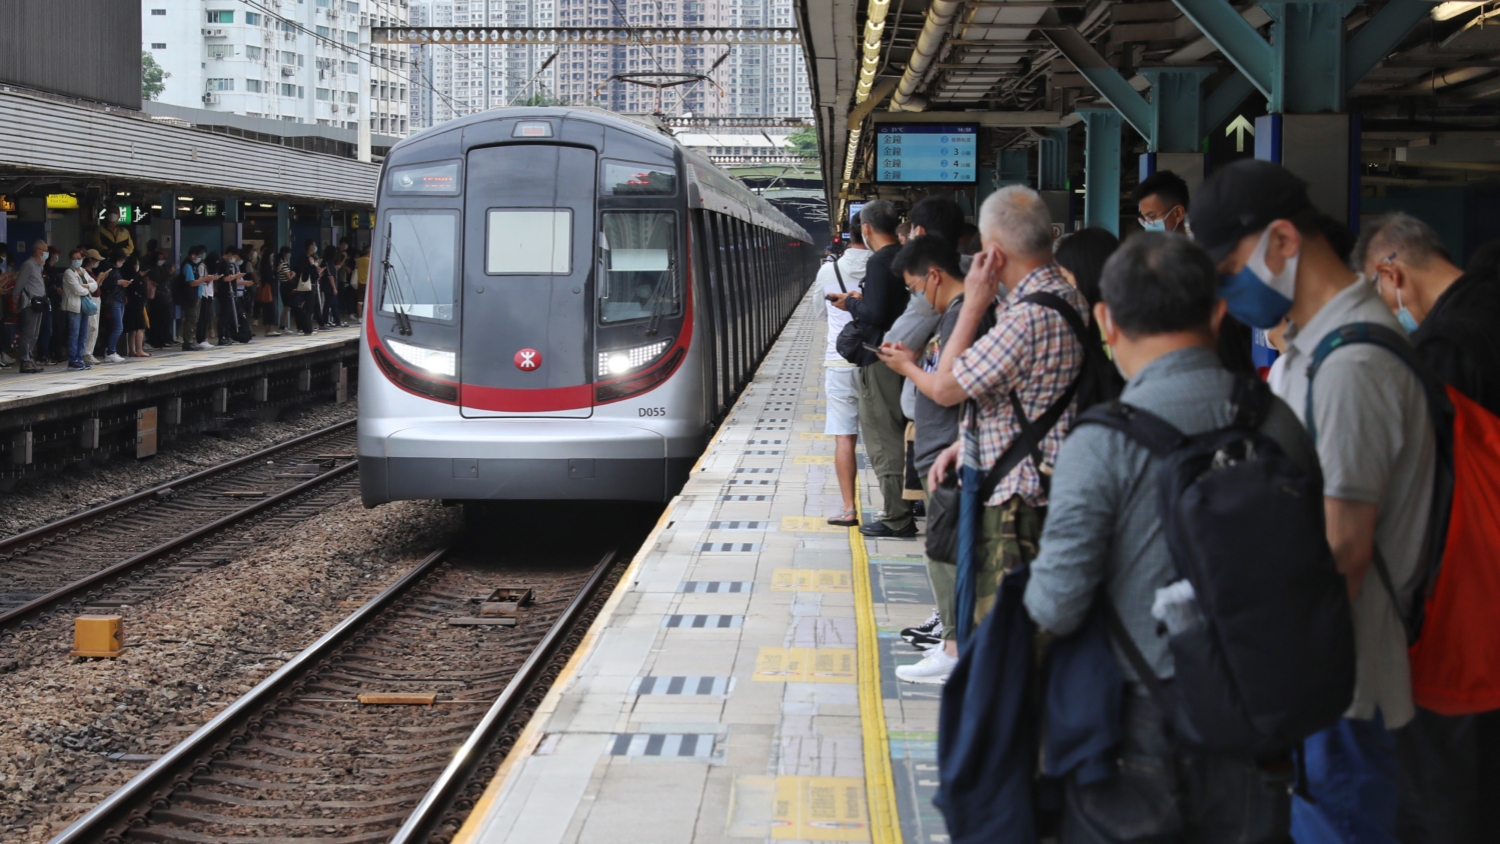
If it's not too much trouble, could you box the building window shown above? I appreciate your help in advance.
[346,61,359,72]
[316,0,330,6]
[347,31,358,43]
[206,10,234,23]
[151,42,166,49]
[246,79,263,92]
[281,82,297,96]
[316,25,330,37]
[246,12,261,24]
[316,87,331,100]
[298,86,306,98]
[246,45,261,60]
[206,78,234,91]
[150,7,166,14]
[208,44,234,59]
[346,1,359,11]
[280,50,297,63]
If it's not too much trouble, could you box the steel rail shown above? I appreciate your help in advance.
[48,545,454,844]
[0,418,357,556]
[0,454,358,630]
[388,549,621,844]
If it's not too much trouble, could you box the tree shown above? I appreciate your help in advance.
[142,52,170,102]
[787,126,818,159]
[519,90,567,107]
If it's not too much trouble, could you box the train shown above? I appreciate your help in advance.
[358,107,820,506]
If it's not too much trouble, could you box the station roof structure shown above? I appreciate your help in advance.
[798,0,1500,225]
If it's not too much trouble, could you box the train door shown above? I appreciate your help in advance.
[460,144,596,418]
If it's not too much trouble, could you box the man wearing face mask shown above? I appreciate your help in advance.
[1193,159,1437,844]
[92,208,135,258]
[878,234,972,681]
[1350,212,1500,844]
[1133,170,1190,235]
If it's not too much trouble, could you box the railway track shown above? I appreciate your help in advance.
[49,534,631,844]
[0,420,361,636]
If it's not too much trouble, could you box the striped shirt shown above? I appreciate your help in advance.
[951,263,1088,507]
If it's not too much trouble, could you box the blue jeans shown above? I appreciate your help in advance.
[106,300,124,356]
[67,312,85,365]
[1292,715,1399,844]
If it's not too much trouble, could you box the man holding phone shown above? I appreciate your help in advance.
[829,201,913,538]
[821,228,870,526]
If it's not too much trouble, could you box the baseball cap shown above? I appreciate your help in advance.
[83,248,105,261]
[1189,159,1313,263]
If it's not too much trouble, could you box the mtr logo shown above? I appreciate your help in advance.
[513,348,542,371]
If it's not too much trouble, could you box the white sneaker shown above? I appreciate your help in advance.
[895,648,957,685]
[193,342,215,351]
[83,355,101,365]
[105,353,126,363]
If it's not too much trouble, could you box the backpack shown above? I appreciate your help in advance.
[1076,376,1355,758]
[1308,322,1500,716]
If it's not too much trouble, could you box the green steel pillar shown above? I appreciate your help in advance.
[1079,109,1123,235]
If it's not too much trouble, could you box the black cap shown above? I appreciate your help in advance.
[1189,159,1313,263]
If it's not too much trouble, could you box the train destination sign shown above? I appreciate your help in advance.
[875,125,977,184]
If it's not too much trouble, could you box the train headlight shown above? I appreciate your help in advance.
[598,339,671,378]
[386,338,457,377]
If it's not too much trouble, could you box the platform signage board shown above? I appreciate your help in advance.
[875,125,978,184]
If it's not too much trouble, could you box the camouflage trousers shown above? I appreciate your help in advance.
[927,494,1044,640]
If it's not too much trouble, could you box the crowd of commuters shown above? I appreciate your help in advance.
[823,162,1500,843]
[0,231,368,373]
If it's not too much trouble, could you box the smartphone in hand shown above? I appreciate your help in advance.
[860,342,881,354]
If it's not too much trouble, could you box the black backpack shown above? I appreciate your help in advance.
[1076,377,1355,758]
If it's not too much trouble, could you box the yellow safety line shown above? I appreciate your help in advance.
[850,487,905,844]
[450,499,677,844]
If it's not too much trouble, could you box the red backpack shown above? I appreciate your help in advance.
[1309,323,1500,715]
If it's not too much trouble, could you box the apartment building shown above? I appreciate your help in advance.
[143,0,413,137]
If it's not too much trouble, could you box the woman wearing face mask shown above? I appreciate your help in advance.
[80,249,105,365]
[61,249,99,370]
[122,254,149,357]
[215,249,246,345]
[99,248,132,363]
[320,246,346,328]
[292,241,320,335]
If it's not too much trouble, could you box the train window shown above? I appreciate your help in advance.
[602,161,677,196]
[598,211,678,324]
[379,210,458,321]
[386,160,460,195]
[486,209,571,274]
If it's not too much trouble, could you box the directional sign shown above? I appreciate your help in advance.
[1226,115,1255,153]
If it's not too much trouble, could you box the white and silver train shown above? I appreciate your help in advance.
[358,107,819,506]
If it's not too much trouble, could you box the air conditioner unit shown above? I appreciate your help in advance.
[282,65,296,76]
[203,28,227,37]
[202,93,220,104]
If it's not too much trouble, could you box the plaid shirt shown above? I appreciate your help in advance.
[951,263,1088,507]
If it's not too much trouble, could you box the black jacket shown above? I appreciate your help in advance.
[1412,268,1500,416]
[846,243,907,336]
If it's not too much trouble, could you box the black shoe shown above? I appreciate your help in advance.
[181,345,197,352]
[908,632,944,651]
[900,610,942,644]
[858,522,918,539]
[912,500,927,519]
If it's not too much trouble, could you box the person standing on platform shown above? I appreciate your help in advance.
[877,235,972,681]
[121,255,148,358]
[354,246,371,322]
[827,201,913,538]
[92,207,135,257]
[215,247,246,345]
[1352,212,1500,844]
[145,248,173,350]
[99,249,130,363]
[920,186,1089,671]
[61,249,98,370]
[1194,160,1436,844]
[179,246,218,352]
[820,217,871,527]
[15,240,49,373]
[80,249,104,365]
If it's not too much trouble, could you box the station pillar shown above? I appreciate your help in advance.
[1079,108,1123,235]
[1138,66,1212,193]
[1035,127,1072,231]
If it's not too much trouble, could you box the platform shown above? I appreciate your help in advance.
[453,289,946,844]
[0,324,360,425]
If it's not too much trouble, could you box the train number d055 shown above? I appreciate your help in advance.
[638,407,667,418]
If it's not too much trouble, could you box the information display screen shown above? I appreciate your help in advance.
[875,125,978,183]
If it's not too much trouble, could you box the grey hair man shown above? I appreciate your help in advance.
[16,240,49,372]
[884,184,1090,684]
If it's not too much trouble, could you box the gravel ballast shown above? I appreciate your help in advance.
[0,400,357,539]
[0,496,462,843]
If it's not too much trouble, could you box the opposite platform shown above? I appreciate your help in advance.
[453,288,948,844]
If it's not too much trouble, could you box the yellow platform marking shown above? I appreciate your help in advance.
[802,413,827,421]
[794,454,836,465]
[771,568,852,592]
[774,776,870,841]
[752,647,856,683]
[780,515,849,533]
[850,489,904,844]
